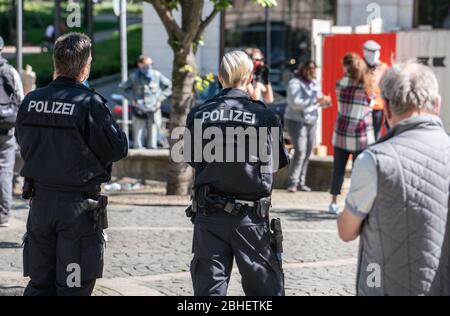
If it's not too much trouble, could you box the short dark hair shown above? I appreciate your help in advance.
[53,32,91,79]
[138,55,150,64]
[298,60,317,80]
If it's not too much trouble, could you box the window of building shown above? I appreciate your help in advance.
[416,0,450,29]
[223,0,336,94]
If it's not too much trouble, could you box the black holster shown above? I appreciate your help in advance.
[185,186,210,222]
[22,178,34,200]
[86,195,108,230]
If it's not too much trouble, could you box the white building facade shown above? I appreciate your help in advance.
[142,1,422,78]
[337,0,415,31]
[142,2,221,79]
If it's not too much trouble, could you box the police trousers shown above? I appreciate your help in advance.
[190,209,284,296]
[0,134,15,223]
[23,188,104,296]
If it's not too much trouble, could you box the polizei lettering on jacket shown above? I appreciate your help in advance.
[27,100,75,116]
[201,109,256,125]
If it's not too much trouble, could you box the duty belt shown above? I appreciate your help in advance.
[21,179,108,230]
[186,185,271,219]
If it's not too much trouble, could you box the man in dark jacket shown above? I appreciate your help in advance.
[15,33,128,296]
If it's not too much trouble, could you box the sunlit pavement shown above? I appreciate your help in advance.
[0,190,358,296]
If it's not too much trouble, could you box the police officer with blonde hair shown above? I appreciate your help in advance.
[185,50,289,296]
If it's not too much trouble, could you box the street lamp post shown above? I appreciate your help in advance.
[54,0,61,39]
[85,0,94,56]
[16,0,23,73]
[265,6,271,68]
[120,0,129,139]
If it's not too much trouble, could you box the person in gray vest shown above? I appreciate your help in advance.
[337,61,450,296]
[0,35,24,227]
[120,55,172,149]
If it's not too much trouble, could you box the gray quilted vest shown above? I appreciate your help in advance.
[357,115,450,296]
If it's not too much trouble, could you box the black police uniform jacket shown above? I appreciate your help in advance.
[15,76,128,193]
[185,88,289,201]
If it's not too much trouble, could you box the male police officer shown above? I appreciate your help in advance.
[15,33,128,296]
[185,50,289,296]
[0,36,24,227]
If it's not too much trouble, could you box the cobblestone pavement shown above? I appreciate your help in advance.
[0,190,358,296]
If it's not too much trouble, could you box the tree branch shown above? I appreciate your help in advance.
[193,8,220,45]
[148,0,184,41]
[180,0,204,48]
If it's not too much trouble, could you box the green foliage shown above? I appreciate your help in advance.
[210,0,232,11]
[0,0,141,45]
[179,64,195,73]
[252,0,278,8]
[194,72,215,92]
[144,0,277,13]
[211,0,277,10]
[20,24,142,87]
[165,0,180,11]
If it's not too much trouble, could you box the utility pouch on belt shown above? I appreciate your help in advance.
[86,195,109,230]
[254,197,271,219]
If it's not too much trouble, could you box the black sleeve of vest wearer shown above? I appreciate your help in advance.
[85,95,129,165]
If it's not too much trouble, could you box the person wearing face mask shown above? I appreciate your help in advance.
[15,33,129,296]
[285,60,331,193]
[363,40,388,139]
[120,55,172,149]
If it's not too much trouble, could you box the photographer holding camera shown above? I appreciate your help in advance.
[246,48,274,104]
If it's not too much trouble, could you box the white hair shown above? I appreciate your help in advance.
[379,61,440,115]
[219,50,254,88]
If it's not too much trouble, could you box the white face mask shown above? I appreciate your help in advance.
[364,49,381,67]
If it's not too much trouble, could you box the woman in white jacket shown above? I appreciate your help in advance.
[284,61,331,192]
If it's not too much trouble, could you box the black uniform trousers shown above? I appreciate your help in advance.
[191,209,284,296]
[23,188,104,296]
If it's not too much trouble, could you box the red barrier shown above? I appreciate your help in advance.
[321,33,397,155]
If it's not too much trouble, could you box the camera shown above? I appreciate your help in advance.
[254,64,270,85]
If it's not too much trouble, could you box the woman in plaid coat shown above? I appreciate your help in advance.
[329,53,375,214]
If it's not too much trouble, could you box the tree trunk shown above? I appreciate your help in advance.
[166,49,196,195]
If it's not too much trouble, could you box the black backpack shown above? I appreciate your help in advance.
[0,64,20,129]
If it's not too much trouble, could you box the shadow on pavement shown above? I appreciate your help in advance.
[272,208,338,222]
[0,286,24,296]
[0,242,23,249]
